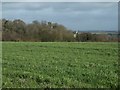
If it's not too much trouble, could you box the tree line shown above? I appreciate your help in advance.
[0,19,119,42]
[75,32,119,42]
[1,19,74,42]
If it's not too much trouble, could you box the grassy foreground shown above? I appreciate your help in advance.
[2,42,118,88]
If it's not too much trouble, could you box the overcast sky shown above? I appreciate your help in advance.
[2,2,118,31]
[1,0,119,2]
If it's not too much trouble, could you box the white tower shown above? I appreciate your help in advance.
[74,31,78,38]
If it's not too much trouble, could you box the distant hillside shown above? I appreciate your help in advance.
[77,31,118,34]
[73,30,119,42]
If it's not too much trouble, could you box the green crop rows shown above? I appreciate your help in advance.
[2,42,119,88]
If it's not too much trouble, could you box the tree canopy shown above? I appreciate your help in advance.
[2,19,74,42]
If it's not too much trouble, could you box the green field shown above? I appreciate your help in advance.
[2,42,119,88]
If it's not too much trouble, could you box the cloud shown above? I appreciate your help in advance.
[0,3,2,18]
[2,2,118,31]
[2,2,117,11]
[2,0,119,2]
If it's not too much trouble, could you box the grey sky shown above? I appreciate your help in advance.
[2,0,119,2]
[2,2,118,31]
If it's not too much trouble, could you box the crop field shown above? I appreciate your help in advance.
[2,42,119,88]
